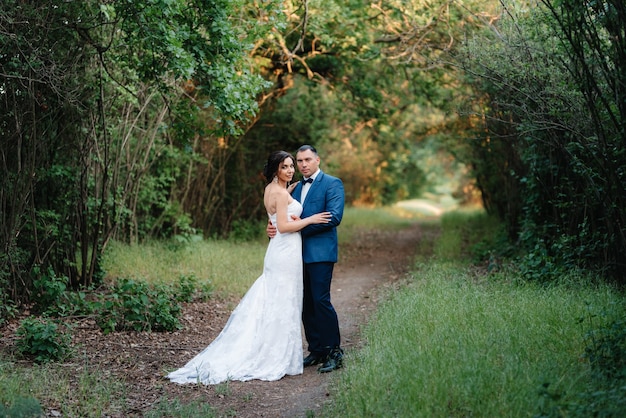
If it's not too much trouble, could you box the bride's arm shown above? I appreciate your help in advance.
[275,191,331,233]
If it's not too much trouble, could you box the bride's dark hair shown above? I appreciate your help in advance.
[263,150,294,185]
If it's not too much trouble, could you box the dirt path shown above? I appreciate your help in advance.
[148,223,427,418]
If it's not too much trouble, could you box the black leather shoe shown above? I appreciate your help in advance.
[303,353,324,367]
[318,348,343,373]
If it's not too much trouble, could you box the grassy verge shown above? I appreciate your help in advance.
[102,238,267,298]
[325,266,621,417]
[103,206,423,297]
[323,210,625,418]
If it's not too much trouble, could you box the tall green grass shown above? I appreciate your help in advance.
[434,209,507,262]
[103,206,423,297]
[103,239,267,297]
[338,206,424,245]
[326,266,620,417]
[323,210,624,417]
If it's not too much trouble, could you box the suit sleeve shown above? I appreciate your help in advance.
[301,177,344,238]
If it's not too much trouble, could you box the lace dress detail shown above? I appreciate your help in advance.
[167,200,304,384]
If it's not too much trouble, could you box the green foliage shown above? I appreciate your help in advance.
[173,274,215,302]
[456,1,626,281]
[15,318,70,363]
[1,0,274,304]
[2,0,487,305]
[535,302,626,418]
[584,306,626,381]
[96,278,182,333]
[0,396,44,418]
[31,267,96,318]
[241,0,485,208]
[174,274,199,303]
[228,219,265,242]
[107,0,270,131]
[0,262,18,327]
[31,267,68,315]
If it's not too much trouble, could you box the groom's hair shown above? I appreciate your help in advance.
[297,144,318,156]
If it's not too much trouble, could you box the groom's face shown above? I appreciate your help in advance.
[296,149,320,178]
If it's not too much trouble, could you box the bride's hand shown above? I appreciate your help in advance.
[309,211,332,224]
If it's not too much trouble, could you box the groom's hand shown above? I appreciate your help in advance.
[266,215,300,239]
[266,220,277,239]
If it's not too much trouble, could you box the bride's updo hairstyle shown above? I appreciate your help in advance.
[263,150,294,185]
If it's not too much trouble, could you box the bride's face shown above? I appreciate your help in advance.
[277,157,295,183]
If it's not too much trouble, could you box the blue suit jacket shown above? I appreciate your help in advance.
[293,171,345,264]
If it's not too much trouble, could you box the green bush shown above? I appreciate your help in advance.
[32,266,68,315]
[0,287,17,328]
[0,396,44,418]
[31,266,96,317]
[15,317,70,363]
[173,274,214,302]
[96,278,182,333]
[458,2,626,281]
[175,274,198,302]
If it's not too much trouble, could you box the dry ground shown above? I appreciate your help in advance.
[2,222,431,417]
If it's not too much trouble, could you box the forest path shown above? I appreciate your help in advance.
[23,219,437,417]
[152,221,434,418]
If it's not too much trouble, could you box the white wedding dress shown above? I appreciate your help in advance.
[167,200,304,384]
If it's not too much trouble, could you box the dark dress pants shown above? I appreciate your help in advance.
[302,261,341,356]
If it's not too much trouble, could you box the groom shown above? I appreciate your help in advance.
[269,145,345,373]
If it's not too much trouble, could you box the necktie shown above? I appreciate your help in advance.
[302,178,313,184]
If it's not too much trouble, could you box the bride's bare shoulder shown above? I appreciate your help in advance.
[265,184,290,204]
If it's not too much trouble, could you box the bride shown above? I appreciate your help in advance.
[167,150,331,384]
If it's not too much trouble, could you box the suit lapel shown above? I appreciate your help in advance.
[294,183,303,203]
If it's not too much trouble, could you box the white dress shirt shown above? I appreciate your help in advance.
[300,170,319,203]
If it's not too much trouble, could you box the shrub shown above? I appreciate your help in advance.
[15,317,70,363]
[32,266,68,315]
[31,266,97,317]
[0,289,17,328]
[0,396,44,418]
[96,278,182,333]
[175,274,198,302]
[173,274,214,302]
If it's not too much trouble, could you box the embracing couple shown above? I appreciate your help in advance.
[167,145,345,384]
